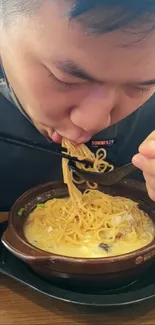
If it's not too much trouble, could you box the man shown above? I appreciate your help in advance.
[0,0,155,211]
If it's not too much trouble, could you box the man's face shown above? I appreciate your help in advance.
[1,2,155,143]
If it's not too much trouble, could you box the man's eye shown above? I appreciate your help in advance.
[126,85,154,98]
[49,72,78,89]
[135,87,152,93]
[127,86,153,96]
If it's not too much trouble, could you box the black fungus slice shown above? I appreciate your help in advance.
[99,243,110,252]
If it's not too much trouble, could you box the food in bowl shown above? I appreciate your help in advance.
[24,193,155,258]
[24,140,155,258]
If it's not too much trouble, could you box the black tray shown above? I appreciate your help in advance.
[1,222,155,307]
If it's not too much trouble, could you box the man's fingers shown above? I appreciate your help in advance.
[132,154,155,175]
[146,183,155,201]
[143,173,155,191]
[139,131,155,158]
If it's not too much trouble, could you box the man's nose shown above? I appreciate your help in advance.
[70,86,117,133]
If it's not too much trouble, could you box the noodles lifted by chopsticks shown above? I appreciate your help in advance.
[24,140,154,257]
[62,138,114,192]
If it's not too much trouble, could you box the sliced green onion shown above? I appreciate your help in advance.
[17,207,24,216]
[37,203,45,208]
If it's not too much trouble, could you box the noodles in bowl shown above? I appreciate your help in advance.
[24,140,155,258]
[24,193,155,258]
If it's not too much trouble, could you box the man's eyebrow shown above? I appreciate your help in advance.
[54,60,155,86]
[54,60,98,82]
[135,79,155,86]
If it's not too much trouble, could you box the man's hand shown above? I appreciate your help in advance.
[132,131,155,201]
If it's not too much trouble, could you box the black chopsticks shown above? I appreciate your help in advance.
[0,132,93,165]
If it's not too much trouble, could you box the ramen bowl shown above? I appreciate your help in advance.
[2,180,155,290]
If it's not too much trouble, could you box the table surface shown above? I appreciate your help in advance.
[1,213,155,325]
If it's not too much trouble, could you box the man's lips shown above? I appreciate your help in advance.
[33,119,91,144]
[50,131,92,144]
[51,131,62,143]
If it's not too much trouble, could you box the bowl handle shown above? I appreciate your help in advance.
[2,226,50,261]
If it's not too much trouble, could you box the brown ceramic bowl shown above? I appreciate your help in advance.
[2,180,155,290]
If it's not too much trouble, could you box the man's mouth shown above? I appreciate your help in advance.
[51,131,62,144]
[50,130,92,145]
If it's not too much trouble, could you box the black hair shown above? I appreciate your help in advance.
[1,0,155,36]
[70,0,155,34]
